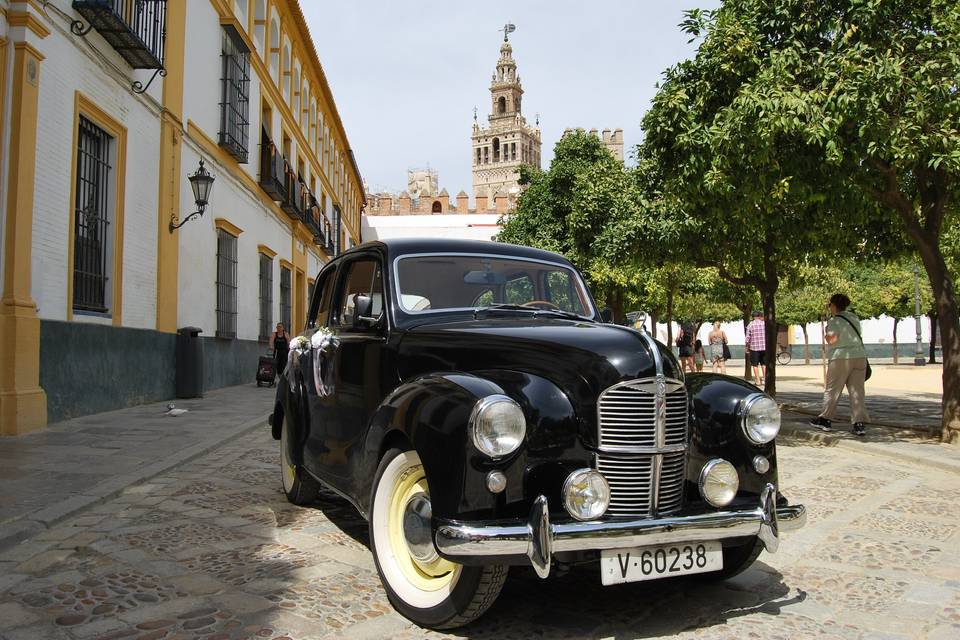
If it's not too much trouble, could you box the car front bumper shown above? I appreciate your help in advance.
[434,483,805,578]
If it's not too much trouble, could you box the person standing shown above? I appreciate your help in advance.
[269,322,292,380]
[810,294,869,436]
[675,325,695,373]
[693,339,706,372]
[744,311,767,385]
[708,321,728,374]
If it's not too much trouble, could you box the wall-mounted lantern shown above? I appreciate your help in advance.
[169,159,216,232]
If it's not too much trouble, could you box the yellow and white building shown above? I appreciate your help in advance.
[0,0,365,433]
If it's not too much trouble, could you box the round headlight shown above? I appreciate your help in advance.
[699,458,739,508]
[741,394,781,444]
[470,395,526,458]
[563,469,610,521]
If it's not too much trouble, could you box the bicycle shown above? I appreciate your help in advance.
[777,344,792,365]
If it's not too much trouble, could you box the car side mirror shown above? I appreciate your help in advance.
[600,307,614,323]
[352,294,379,329]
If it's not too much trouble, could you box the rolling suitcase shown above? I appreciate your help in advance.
[256,350,276,387]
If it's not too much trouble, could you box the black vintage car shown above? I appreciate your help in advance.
[271,238,805,629]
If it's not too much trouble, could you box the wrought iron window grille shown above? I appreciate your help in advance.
[279,266,292,331]
[216,230,238,339]
[219,24,250,163]
[73,116,114,313]
[259,253,273,342]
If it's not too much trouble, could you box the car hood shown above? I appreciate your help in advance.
[396,316,682,413]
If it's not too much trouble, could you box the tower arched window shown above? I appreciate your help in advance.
[432,200,442,213]
[492,138,500,162]
[476,148,481,165]
[497,96,506,114]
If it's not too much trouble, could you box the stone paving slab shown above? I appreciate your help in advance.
[1,426,958,639]
[0,384,274,551]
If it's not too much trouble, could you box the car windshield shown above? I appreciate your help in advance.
[395,254,594,318]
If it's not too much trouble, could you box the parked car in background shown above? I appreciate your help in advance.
[270,238,805,629]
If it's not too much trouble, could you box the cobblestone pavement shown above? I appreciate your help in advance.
[1,427,958,640]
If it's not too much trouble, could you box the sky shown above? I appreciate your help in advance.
[301,1,720,197]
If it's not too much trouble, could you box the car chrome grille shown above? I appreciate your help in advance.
[595,377,688,517]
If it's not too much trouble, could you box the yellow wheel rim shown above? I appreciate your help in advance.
[280,420,296,492]
[387,461,460,591]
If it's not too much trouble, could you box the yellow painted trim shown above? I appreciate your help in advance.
[220,15,257,53]
[214,217,244,237]
[6,11,51,38]
[0,39,7,186]
[279,258,294,271]
[257,243,278,259]
[156,0,187,333]
[66,92,128,325]
[1,40,47,434]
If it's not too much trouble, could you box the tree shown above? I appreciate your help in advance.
[498,131,641,321]
[738,0,960,442]
[613,6,878,396]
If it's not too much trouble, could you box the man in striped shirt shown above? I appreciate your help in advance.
[744,310,767,385]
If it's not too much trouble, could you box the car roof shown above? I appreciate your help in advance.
[342,238,576,267]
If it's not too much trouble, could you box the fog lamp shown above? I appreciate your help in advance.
[699,458,739,508]
[470,395,526,458]
[563,469,610,521]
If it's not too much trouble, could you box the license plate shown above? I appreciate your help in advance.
[600,540,722,585]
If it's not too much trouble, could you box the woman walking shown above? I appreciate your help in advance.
[708,321,728,374]
[809,294,869,436]
[269,322,292,381]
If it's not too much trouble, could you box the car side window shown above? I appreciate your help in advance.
[335,258,384,330]
[307,266,337,329]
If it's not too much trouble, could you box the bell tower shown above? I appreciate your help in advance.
[472,26,541,207]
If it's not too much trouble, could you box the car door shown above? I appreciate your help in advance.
[307,254,390,493]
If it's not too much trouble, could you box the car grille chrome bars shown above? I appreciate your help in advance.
[596,376,688,517]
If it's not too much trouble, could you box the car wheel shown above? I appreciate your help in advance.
[704,538,764,580]
[369,448,507,629]
[279,412,320,505]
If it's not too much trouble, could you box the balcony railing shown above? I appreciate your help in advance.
[281,173,306,217]
[258,130,286,201]
[73,0,167,69]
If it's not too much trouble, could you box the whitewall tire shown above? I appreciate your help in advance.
[279,412,320,505]
[369,448,507,629]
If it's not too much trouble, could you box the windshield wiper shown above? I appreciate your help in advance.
[473,304,592,322]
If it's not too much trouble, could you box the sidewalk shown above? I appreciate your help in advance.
[0,383,274,551]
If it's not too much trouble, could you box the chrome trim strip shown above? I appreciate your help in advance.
[638,331,664,377]
[592,443,687,455]
[435,486,806,569]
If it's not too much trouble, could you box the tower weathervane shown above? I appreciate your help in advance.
[501,23,516,42]
[473,106,478,122]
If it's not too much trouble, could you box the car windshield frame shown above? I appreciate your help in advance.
[391,252,599,322]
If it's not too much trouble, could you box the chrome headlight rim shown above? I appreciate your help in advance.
[739,392,781,445]
[698,458,739,508]
[469,394,526,459]
[562,468,610,522]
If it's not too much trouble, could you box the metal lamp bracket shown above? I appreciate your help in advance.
[132,68,166,95]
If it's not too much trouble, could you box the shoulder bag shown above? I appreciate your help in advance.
[721,333,732,361]
[835,314,872,381]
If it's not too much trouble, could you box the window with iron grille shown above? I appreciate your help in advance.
[216,230,238,338]
[219,25,250,163]
[258,253,273,341]
[73,116,114,313]
[280,266,291,331]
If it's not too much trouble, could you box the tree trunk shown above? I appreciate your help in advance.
[892,317,900,365]
[649,311,659,340]
[666,289,674,348]
[609,289,626,324]
[741,307,752,380]
[760,287,778,396]
[913,233,959,444]
[929,313,938,364]
[802,324,810,364]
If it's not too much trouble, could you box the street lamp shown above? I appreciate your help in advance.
[169,159,216,232]
[914,262,926,366]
